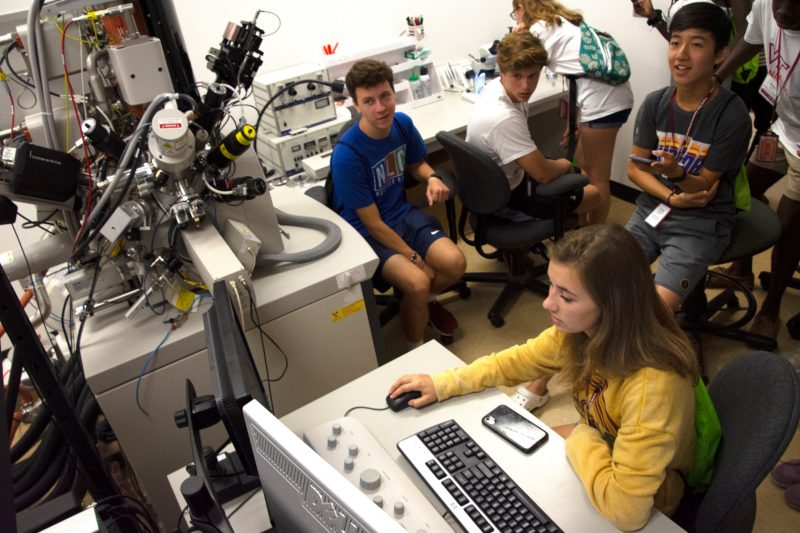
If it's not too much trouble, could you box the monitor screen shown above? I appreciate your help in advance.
[204,279,269,477]
[243,400,405,532]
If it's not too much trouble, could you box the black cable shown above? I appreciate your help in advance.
[72,133,148,258]
[11,225,60,359]
[9,410,51,463]
[17,210,58,235]
[70,259,102,380]
[60,293,73,355]
[343,404,390,417]
[12,425,61,494]
[14,439,68,510]
[243,283,288,383]
[94,494,159,533]
[1,41,62,99]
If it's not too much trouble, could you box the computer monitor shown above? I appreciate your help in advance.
[243,399,405,532]
[204,279,270,477]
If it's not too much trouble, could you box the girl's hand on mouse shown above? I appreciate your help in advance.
[389,374,437,408]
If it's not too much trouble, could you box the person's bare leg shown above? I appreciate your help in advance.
[656,285,683,312]
[423,238,466,295]
[575,125,621,225]
[758,195,800,320]
[381,255,432,344]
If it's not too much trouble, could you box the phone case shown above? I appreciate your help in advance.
[482,404,548,454]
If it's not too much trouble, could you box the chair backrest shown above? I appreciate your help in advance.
[435,131,510,215]
[695,352,800,533]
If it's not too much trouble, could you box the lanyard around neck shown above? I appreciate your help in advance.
[667,83,715,159]
[775,30,800,106]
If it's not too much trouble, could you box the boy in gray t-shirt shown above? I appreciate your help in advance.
[625,3,751,311]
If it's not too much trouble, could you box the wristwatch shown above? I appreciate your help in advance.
[647,9,663,27]
[427,172,442,181]
[410,251,418,264]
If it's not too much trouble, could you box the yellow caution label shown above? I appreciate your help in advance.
[173,289,196,312]
[331,299,365,322]
[0,250,13,267]
[109,240,124,257]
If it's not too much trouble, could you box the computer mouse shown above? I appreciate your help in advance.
[386,390,422,412]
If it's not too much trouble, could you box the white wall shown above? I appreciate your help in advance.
[173,0,674,187]
[1,0,678,256]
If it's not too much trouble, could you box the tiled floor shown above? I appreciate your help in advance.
[383,184,800,531]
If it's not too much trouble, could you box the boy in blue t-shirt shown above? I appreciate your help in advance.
[331,59,466,348]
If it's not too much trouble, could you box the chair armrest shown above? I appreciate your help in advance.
[305,185,328,205]
[536,173,588,197]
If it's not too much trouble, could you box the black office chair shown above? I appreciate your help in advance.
[306,117,465,340]
[435,130,587,328]
[758,267,800,340]
[679,199,782,354]
[672,351,800,533]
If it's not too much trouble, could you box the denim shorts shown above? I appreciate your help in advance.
[364,207,447,276]
[582,108,632,129]
[626,207,732,300]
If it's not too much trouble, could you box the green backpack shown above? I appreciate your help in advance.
[687,379,722,490]
[577,21,631,86]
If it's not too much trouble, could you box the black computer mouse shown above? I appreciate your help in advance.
[386,390,422,412]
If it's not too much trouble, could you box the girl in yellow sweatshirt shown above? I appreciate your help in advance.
[389,224,699,531]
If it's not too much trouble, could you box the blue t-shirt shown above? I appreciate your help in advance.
[330,112,427,237]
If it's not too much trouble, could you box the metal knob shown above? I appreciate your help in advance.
[344,457,354,473]
[373,496,384,508]
[327,435,337,449]
[348,444,359,457]
[359,469,381,491]
[393,501,405,516]
[332,423,342,435]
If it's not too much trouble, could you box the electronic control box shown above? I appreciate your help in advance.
[257,114,351,178]
[253,64,339,137]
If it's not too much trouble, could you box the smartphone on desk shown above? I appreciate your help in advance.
[482,404,548,454]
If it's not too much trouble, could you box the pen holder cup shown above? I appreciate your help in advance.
[408,25,424,41]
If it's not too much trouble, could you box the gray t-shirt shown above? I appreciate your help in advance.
[633,86,751,223]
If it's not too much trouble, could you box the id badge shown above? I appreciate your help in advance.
[758,74,778,105]
[645,203,671,228]
[757,132,779,162]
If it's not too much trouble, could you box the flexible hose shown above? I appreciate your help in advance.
[255,209,341,264]
[14,442,68,510]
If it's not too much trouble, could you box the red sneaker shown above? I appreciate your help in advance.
[428,300,458,336]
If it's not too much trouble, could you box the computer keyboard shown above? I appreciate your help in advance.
[397,419,562,533]
[303,416,451,532]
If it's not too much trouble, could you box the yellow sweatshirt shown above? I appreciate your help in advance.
[432,326,695,531]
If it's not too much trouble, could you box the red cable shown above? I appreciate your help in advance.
[61,19,94,245]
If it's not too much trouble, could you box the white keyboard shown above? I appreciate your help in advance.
[303,416,451,533]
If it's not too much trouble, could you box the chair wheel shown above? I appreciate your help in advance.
[459,286,471,299]
[439,334,454,346]
[788,315,800,340]
[490,315,505,328]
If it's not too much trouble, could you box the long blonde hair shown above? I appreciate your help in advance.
[549,224,699,388]
[513,0,583,27]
